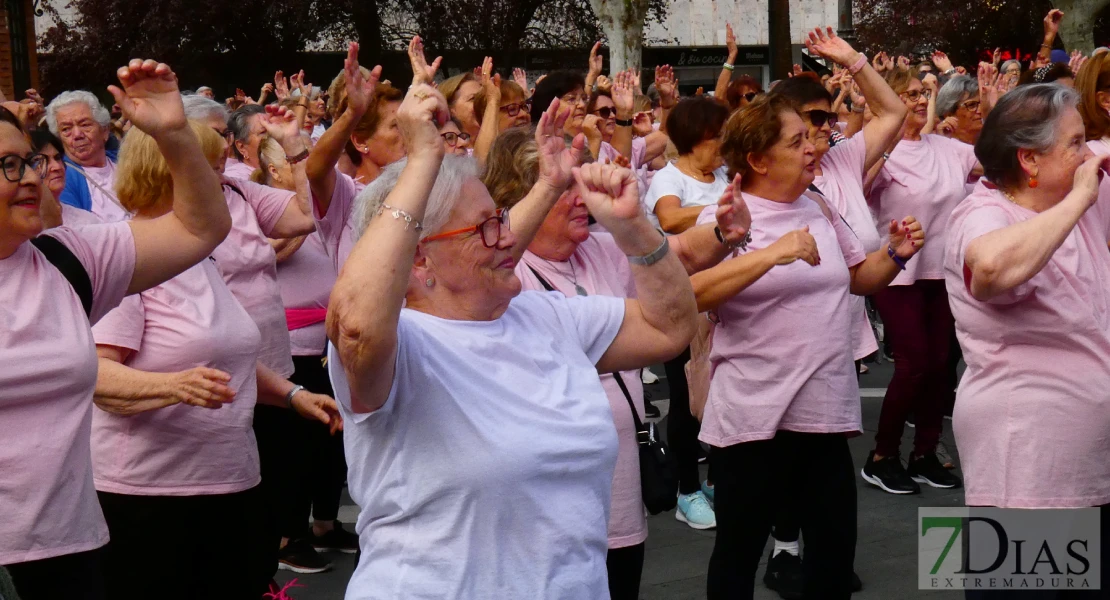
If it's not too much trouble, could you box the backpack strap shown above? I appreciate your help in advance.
[526,265,556,292]
[31,235,93,318]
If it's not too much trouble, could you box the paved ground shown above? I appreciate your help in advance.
[275,360,967,599]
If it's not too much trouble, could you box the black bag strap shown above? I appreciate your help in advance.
[526,265,556,292]
[612,372,649,441]
[31,235,93,318]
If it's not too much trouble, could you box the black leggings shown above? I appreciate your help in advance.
[607,543,646,600]
[665,347,705,494]
[708,431,857,600]
[6,548,105,600]
[255,355,347,541]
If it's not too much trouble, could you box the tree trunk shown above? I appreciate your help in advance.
[1054,0,1110,53]
[768,0,792,80]
[590,0,649,73]
[351,1,384,60]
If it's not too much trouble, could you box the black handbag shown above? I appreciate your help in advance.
[524,264,679,513]
[613,372,679,515]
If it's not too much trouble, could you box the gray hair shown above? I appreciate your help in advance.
[45,90,111,135]
[1001,59,1022,74]
[936,75,980,117]
[353,155,481,243]
[976,83,1080,189]
[227,104,265,159]
[182,95,230,122]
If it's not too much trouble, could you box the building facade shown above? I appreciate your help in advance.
[1,0,41,100]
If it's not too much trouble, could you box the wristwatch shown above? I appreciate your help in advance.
[628,229,671,266]
[615,117,633,127]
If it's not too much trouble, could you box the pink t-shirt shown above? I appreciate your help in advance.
[697,192,866,447]
[0,223,136,564]
[515,233,647,550]
[946,183,1110,508]
[815,135,880,360]
[61,203,104,227]
[870,134,978,285]
[83,160,128,223]
[90,259,262,496]
[313,171,366,272]
[1087,138,1110,156]
[215,178,295,378]
[277,232,336,356]
[223,157,256,181]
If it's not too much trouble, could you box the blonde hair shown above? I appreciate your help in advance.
[115,120,224,213]
[474,80,526,124]
[326,65,372,119]
[252,135,288,186]
[439,72,478,108]
[883,67,919,95]
[633,94,652,113]
[1076,51,1110,140]
[481,127,539,209]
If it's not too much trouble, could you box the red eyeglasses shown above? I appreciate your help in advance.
[422,209,511,248]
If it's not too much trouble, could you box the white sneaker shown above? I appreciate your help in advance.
[641,369,659,385]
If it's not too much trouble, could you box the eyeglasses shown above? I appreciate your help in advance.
[500,102,527,117]
[560,92,588,105]
[0,153,47,183]
[901,89,932,102]
[211,126,230,138]
[959,99,982,112]
[440,131,471,146]
[803,109,838,128]
[594,106,617,120]
[422,208,510,248]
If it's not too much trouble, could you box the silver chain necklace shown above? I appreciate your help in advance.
[568,260,588,296]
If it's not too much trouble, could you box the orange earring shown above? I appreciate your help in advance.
[1029,176,1038,189]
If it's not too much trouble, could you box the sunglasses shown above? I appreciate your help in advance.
[422,208,510,248]
[440,132,471,146]
[594,106,617,120]
[500,102,528,117]
[803,109,838,128]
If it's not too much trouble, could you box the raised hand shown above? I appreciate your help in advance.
[695,86,705,96]
[396,83,449,160]
[107,59,187,138]
[825,70,845,94]
[535,98,587,190]
[936,116,958,137]
[887,216,924,259]
[1070,50,1088,76]
[1071,154,1110,209]
[768,227,820,266]
[587,41,604,81]
[791,64,804,78]
[992,48,1002,68]
[572,162,642,228]
[725,23,738,62]
[880,53,895,72]
[479,56,494,87]
[931,51,953,73]
[259,82,274,103]
[896,55,911,72]
[612,70,635,118]
[290,69,307,96]
[595,74,612,94]
[632,111,654,137]
[872,52,886,72]
[804,26,861,68]
[260,104,303,143]
[24,88,42,105]
[171,366,235,409]
[407,35,442,86]
[512,67,529,92]
[654,64,678,108]
[1044,8,1064,37]
[290,390,343,434]
[581,113,604,142]
[344,42,382,117]
[714,174,752,246]
[274,70,290,100]
[921,72,939,94]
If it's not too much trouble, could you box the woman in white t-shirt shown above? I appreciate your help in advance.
[327,86,698,600]
[483,127,751,600]
[644,96,732,233]
[0,59,233,600]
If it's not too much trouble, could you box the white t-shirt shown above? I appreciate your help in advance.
[643,163,729,228]
[329,291,625,600]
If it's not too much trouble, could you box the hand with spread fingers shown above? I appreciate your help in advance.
[107,59,187,137]
[397,83,450,160]
[535,98,587,190]
[714,174,752,247]
[344,41,383,118]
[887,216,925,259]
[408,35,443,86]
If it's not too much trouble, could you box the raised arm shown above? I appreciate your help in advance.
[506,98,586,262]
[575,163,697,373]
[1039,9,1063,64]
[965,157,1105,301]
[94,345,235,416]
[327,84,448,414]
[805,26,906,172]
[473,59,501,166]
[609,70,635,160]
[585,42,603,91]
[109,59,232,295]
[714,24,739,101]
[920,74,939,135]
[259,104,316,237]
[407,35,442,87]
[305,42,381,216]
[654,65,678,134]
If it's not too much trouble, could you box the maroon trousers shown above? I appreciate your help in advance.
[871,279,956,458]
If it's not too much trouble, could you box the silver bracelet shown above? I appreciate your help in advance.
[284,384,304,408]
[377,203,423,231]
[627,229,671,266]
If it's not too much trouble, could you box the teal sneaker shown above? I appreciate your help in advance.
[675,490,716,530]
[700,481,715,507]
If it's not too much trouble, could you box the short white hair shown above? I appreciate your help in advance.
[45,90,111,135]
[182,95,230,123]
[352,155,480,243]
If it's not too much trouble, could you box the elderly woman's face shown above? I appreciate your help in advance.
[498,92,531,132]
[420,178,521,307]
[1004,63,1021,77]
[758,110,817,195]
[235,113,266,168]
[54,103,110,167]
[438,121,470,156]
[954,92,984,139]
[901,78,930,130]
[592,95,617,142]
[559,87,589,135]
[199,114,231,173]
[0,123,45,253]
[38,144,66,198]
[799,99,833,160]
[532,187,591,251]
[362,101,406,168]
[1033,107,1093,199]
[450,80,483,136]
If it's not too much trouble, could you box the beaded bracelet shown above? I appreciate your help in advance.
[377,202,423,231]
[723,63,735,71]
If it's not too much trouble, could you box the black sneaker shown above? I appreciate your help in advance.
[310,521,360,554]
[644,400,661,419]
[278,539,332,574]
[852,571,863,592]
[861,451,921,495]
[908,452,963,489]
[763,550,804,600]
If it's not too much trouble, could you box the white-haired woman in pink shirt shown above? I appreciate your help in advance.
[0,59,232,600]
[947,85,1110,596]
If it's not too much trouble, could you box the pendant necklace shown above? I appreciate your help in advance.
[569,260,588,296]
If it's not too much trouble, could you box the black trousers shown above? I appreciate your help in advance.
[96,486,271,600]
[607,543,646,600]
[6,548,106,600]
[254,355,347,541]
[665,347,705,495]
[708,431,857,600]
